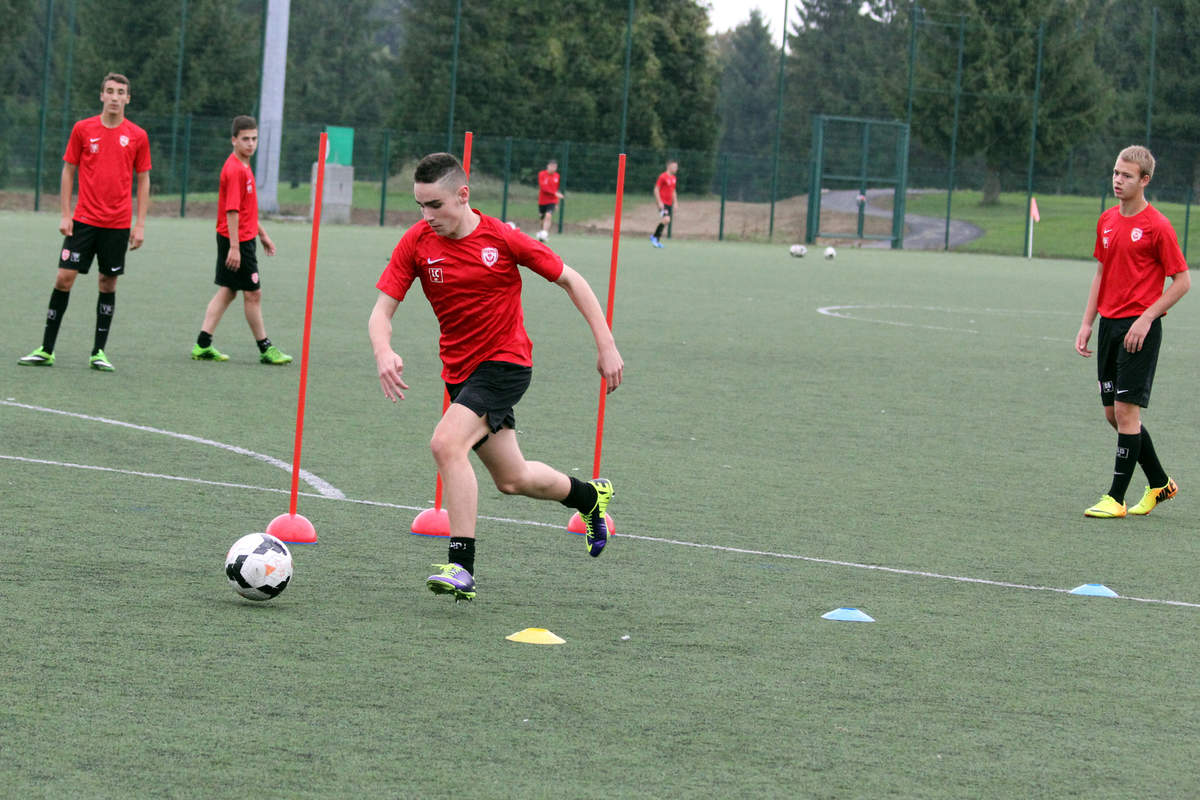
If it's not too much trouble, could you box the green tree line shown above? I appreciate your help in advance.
[3,0,1199,201]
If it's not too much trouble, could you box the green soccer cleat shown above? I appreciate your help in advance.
[191,344,230,361]
[1128,478,1177,516]
[1084,494,1126,518]
[260,345,293,365]
[583,478,614,557]
[426,563,476,602]
[89,350,115,372]
[18,347,54,366]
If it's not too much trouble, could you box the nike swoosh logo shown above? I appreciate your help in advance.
[90,137,101,142]
[426,257,444,264]
[1103,228,1113,234]
[1116,389,1129,394]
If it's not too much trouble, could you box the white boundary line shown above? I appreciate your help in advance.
[3,452,1198,610]
[1,399,344,498]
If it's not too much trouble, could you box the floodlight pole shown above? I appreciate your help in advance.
[619,0,634,152]
[256,0,290,214]
[1145,7,1157,148]
[1022,23,1044,259]
[170,0,189,196]
[33,0,55,212]
[768,0,788,241]
[446,0,463,152]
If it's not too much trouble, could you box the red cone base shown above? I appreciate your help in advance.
[267,512,317,544]
[566,511,616,536]
[411,507,451,536]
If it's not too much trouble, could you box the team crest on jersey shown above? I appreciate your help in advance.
[481,246,499,267]
[89,142,99,153]
[119,135,129,147]
[428,267,443,283]
[1131,227,1143,242]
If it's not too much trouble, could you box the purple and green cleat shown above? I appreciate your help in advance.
[426,562,476,602]
[583,478,614,557]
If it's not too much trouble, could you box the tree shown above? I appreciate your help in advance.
[715,9,777,159]
[908,0,1110,204]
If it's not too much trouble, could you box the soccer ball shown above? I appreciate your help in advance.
[535,229,548,241]
[789,244,807,258]
[224,532,293,601]
[824,246,837,260]
[506,221,520,231]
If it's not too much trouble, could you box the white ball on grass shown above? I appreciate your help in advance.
[789,244,807,258]
[824,246,837,260]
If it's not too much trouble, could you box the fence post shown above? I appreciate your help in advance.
[719,153,728,242]
[944,15,966,251]
[180,113,192,218]
[1184,184,1193,261]
[501,136,512,223]
[558,141,569,235]
[379,129,390,226]
[34,0,55,212]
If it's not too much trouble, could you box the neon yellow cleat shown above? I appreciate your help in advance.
[1084,495,1126,518]
[1128,478,1177,516]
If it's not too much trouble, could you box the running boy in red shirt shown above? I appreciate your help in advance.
[190,115,290,365]
[19,72,151,371]
[369,152,624,601]
[536,159,563,242]
[1075,145,1190,517]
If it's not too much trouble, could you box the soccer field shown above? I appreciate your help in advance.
[3,212,1199,798]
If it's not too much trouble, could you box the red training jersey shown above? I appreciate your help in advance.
[1093,203,1188,318]
[538,170,561,205]
[216,153,259,241]
[63,115,152,229]
[376,210,565,382]
[655,171,677,206]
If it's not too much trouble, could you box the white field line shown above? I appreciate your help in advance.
[3,452,1198,610]
[1,399,343,498]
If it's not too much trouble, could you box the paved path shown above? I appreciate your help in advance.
[822,188,983,250]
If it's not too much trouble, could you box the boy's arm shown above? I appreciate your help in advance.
[59,163,76,236]
[259,225,276,256]
[130,170,150,250]
[369,292,409,402]
[1075,262,1103,357]
[1124,269,1190,353]
[554,265,623,392]
[225,210,241,269]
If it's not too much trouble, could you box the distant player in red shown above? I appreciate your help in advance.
[19,72,151,371]
[650,159,678,248]
[369,152,623,601]
[190,115,290,365]
[1075,145,1190,518]
[536,159,564,242]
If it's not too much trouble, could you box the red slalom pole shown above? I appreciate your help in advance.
[568,152,625,536]
[267,132,327,545]
[413,131,473,536]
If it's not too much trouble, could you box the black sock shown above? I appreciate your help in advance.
[93,291,115,354]
[1137,425,1169,488]
[559,476,598,513]
[256,337,272,353]
[42,288,70,353]
[448,537,475,575]
[653,223,665,239]
[1107,432,1142,504]
[197,331,213,348]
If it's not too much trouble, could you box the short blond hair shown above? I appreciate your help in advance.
[1118,145,1155,180]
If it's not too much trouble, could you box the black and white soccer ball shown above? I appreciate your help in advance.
[225,533,293,601]
[789,244,807,258]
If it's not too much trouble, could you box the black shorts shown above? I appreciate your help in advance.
[1096,315,1162,408]
[447,361,532,446]
[538,203,557,216]
[215,234,261,291]
[59,222,128,276]
[660,204,673,218]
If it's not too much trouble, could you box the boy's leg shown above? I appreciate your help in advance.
[424,404,491,600]
[242,289,267,340]
[92,274,118,359]
[201,286,238,335]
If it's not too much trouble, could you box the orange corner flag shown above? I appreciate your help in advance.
[1030,197,1040,223]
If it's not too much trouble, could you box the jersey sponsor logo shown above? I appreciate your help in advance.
[481,246,499,267]
[1131,227,1143,242]
[428,267,443,283]
[119,135,129,147]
